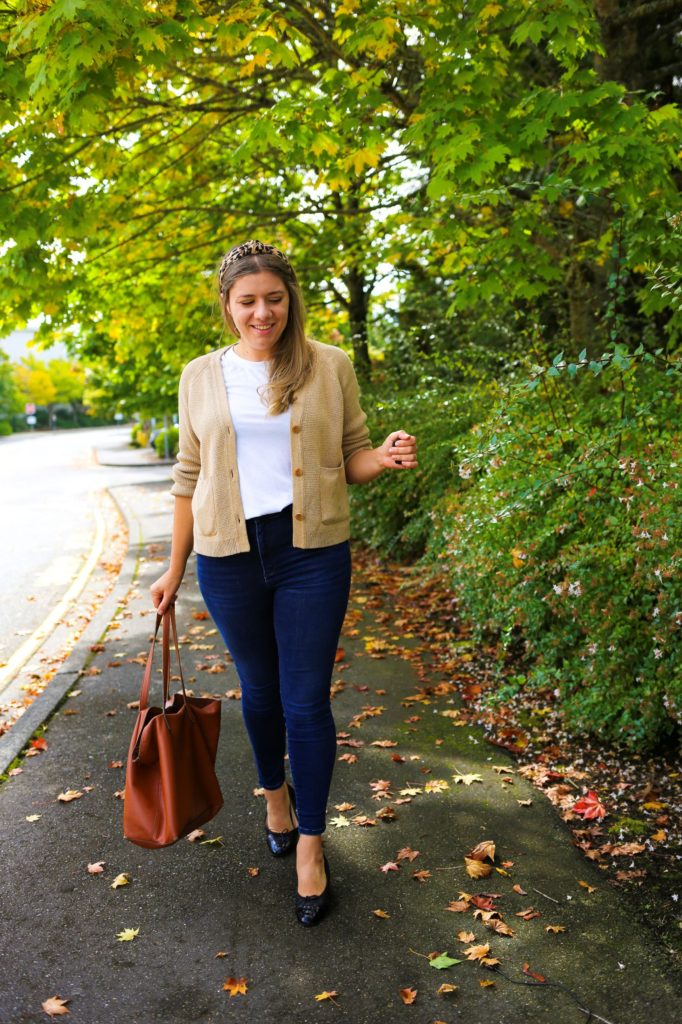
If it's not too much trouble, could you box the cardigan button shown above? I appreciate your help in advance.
[294,468,303,477]
[294,512,304,521]
[292,425,301,433]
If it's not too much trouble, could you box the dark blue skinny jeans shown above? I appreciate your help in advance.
[195,504,351,835]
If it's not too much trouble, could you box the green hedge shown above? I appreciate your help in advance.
[351,345,682,752]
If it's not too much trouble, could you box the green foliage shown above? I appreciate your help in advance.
[426,343,682,751]
[0,420,12,435]
[154,425,179,458]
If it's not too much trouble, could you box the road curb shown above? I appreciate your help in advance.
[0,487,144,776]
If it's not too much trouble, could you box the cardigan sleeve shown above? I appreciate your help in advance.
[169,365,201,498]
[337,349,373,467]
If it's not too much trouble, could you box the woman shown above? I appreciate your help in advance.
[151,239,418,926]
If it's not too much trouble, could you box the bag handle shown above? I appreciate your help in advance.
[138,606,187,712]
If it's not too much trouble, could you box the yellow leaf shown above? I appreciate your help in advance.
[26,814,41,822]
[372,909,390,919]
[111,873,131,888]
[465,857,492,879]
[314,990,340,1002]
[116,927,139,942]
[650,830,666,842]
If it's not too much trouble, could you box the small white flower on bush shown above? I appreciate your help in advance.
[459,463,472,479]
[568,581,582,596]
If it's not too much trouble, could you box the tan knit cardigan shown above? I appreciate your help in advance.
[169,340,373,555]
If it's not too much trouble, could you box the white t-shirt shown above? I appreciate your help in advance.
[220,345,293,519]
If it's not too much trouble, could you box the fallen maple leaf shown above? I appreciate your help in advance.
[111,873,131,888]
[396,846,420,862]
[186,829,206,842]
[487,919,515,937]
[512,883,527,895]
[572,790,607,820]
[26,814,41,822]
[314,990,340,1004]
[223,977,248,997]
[452,773,483,785]
[192,612,210,620]
[412,869,432,882]
[437,982,458,996]
[465,857,492,879]
[330,815,350,828]
[457,930,475,942]
[372,909,390,919]
[30,738,48,751]
[578,880,597,893]
[334,802,355,811]
[247,867,260,877]
[546,924,566,933]
[380,861,400,874]
[522,962,546,983]
[515,907,541,921]
[370,740,398,748]
[57,790,82,803]
[469,840,496,862]
[445,900,470,913]
[399,987,417,1005]
[42,995,70,1017]
[429,952,462,969]
[479,979,496,988]
[116,927,139,942]
[424,778,449,793]
[87,862,105,875]
[462,943,490,961]
[610,842,646,856]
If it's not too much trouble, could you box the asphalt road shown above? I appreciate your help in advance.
[0,426,170,674]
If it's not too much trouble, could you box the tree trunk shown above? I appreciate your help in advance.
[346,264,372,381]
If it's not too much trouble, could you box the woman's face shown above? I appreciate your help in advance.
[226,269,290,360]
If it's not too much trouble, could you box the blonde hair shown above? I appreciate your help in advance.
[217,250,315,415]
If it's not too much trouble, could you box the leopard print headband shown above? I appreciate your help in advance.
[218,239,292,294]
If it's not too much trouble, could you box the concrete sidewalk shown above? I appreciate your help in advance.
[0,477,680,1024]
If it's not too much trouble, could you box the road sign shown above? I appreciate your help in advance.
[25,403,36,414]
[26,415,37,425]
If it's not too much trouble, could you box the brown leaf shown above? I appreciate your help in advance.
[412,869,431,882]
[515,907,540,921]
[457,930,475,942]
[192,611,210,620]
[247,867,260,877]
[546,924,566,933]
[108,760,123,769]
[87,862,105,875]
[377,807,397,821]
[396,847,420,862]
[436,983,458,995]
[522,962,546,983]
[186,829,206,842]
[370,740,398,748]
[610,842,646,856]
[334,802,355,812]
[512,883,527,895]
[469,840,496,862]
[487,919,515,937]
[57,790,82,803]
[42,995,70,1017]
[399,987,417,1005]
[479,979,496,988]
[445,900,470,913]
[372,909,390,919]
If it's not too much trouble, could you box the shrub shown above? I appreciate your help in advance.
[154,426,179,458]
[431,343,682,752]
[0,421,12,435]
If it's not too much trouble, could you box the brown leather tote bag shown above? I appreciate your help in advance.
[123,605,223,848]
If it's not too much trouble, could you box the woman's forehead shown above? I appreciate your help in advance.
[230,270,287,297]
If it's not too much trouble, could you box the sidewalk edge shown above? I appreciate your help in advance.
[0,487,144,776]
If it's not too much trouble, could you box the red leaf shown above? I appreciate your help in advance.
[572,790,607,820]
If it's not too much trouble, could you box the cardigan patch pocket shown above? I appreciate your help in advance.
[319,463,350,526]
[192,476,218,537]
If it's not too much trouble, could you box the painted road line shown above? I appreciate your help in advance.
[0,489,107,696]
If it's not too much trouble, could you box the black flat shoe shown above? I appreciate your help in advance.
[265,782,299,858]
[295,854,331,927]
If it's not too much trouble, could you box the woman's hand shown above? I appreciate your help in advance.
[150,567,184,616]
[377,430,418,470]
